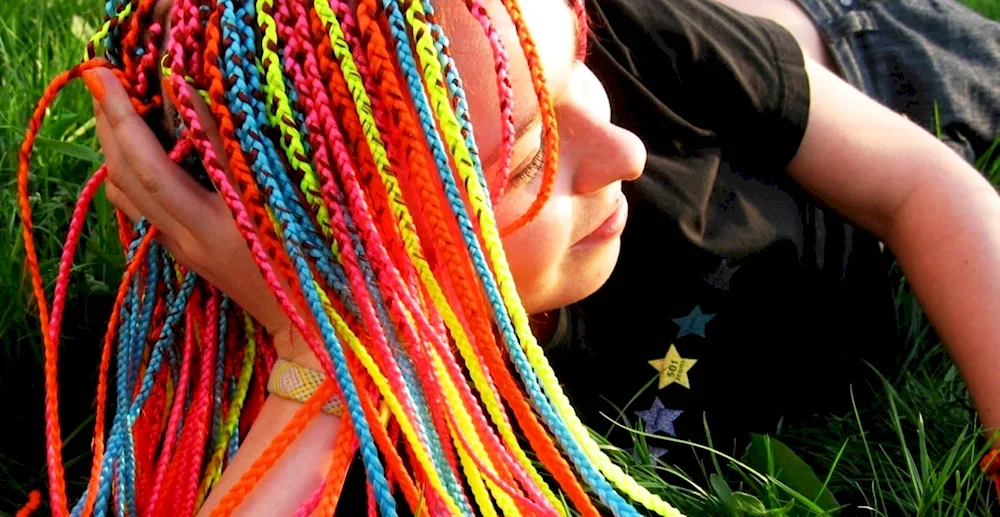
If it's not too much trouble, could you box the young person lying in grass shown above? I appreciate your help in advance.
[78,0,1000,513]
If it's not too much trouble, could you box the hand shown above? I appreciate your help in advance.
[83,67,315,364]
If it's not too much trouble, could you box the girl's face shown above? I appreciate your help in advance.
[157,0,647,315]
[440,0,647,313]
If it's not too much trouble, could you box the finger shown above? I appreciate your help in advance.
[82,67,227,232]
[96,98,187,238]
[104,183,141,223]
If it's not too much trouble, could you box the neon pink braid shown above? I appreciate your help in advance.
[292,482,326,517]
[46,166,107,375]
[176,287,221,517]
[144,278,197,516]
[159,285,209,517]
[166,3,338,387]
[463,0,516,203]
[276,0,429,434]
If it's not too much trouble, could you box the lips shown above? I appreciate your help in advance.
[574,191,628,246]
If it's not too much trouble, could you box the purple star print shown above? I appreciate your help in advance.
[635,397,683,436]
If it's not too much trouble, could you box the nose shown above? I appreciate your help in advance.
[564,107,647,195]
[559,68,646,195]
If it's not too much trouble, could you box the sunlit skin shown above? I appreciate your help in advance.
[134,0,646,327]
[94,3,646,512]
[84,0,1000,514]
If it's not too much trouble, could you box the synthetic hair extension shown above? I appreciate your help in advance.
[17,0,686,515]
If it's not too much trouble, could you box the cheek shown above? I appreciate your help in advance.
[495,195,574,310]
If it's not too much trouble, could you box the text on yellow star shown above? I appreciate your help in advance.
[648,344,697,390]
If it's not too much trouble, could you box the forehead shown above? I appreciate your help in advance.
[153,0,577,161]
[433,0,578,161]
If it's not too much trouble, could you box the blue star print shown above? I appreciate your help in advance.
[636,397,683,436]
[672,305,716,338]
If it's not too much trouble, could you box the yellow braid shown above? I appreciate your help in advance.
[313,285,466,516]
[255,0,334,242]
[401,2,685,516]
[194,313,259,508]
[313,4,563,510]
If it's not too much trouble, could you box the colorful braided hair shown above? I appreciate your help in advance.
[17,0,687,515]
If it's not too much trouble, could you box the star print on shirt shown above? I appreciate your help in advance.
[672,305,716,338]
[635,397,683,436]
[632,446,668,465]
[704,258,742,291]
[649,344,697,389]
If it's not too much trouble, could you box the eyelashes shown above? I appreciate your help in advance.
[506,148,545,189]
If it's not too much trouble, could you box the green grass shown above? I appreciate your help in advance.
[0,1,122,513]
[2,0,1000,516]
[964,0,1000,22]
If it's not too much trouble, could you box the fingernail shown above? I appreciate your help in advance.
[81,70,105,103]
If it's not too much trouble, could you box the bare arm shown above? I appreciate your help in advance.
[196,394,343,517]
[82,68,347,516]
[788,59,1000,434]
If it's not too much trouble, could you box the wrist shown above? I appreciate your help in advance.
[269,324,326,372]
[267,359,344,417]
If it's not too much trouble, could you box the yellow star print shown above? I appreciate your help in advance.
[648,344,697,390]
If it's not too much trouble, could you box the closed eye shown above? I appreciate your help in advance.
[506,147,546,189]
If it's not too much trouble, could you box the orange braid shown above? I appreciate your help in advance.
[17,62,93,517]
[210,379,336,517]
[80,227,161,517]
[15,59,146,514]
[309,13,409,279]
[353,3,596,512]
[203,7,301,299]
[497,0,560,236]
[15,490,41,517]
[314,418,360,517]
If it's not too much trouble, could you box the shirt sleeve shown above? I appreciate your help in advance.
[587,0,811,170]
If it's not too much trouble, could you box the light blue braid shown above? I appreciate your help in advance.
[222,2,396,512]
[109,222,149,517]
[118,239,163,517]
[72,219,153,517]
[420,0,489,194]
[128,240,162,407]
[227,420,241,463]
[92,271,197,517]
[270,10,470,507]
[225,0,357,303]
[161,248,182,380]
[272,11,468,508]
[380,2,643,514]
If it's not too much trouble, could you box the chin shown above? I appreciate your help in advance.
[523,237,622,315]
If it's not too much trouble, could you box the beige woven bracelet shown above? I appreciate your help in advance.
[266,359,345,417]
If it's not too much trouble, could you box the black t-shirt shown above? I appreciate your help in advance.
[335,0,901,511]
[542,0,901,465]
